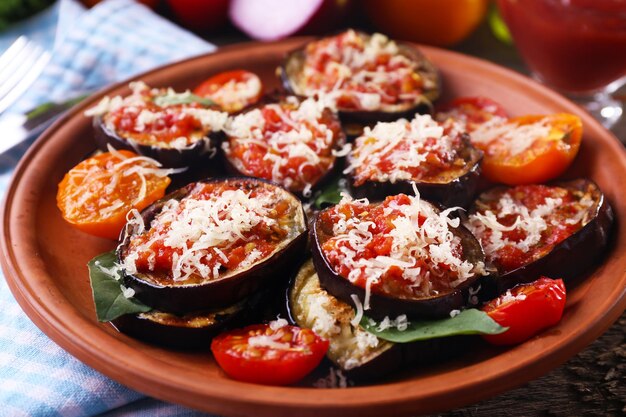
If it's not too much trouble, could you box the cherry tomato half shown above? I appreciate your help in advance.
[194,70,263,113]
[435,96,509,132]
[56,150,171,240]
[481,277,566,345]
[211,323,329,385]
[476,113,582,185]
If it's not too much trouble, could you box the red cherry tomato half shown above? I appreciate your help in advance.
[211,323,329,385]
[194,70,263,113]
[481,277,566,345]
[478,113,582,185]
[435,96,508,132]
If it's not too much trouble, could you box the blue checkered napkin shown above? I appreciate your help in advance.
[0,0,217,416]
[10,0,216,114]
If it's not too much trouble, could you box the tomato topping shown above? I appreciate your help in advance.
[94,82,227,149]
[320,194,482,299]
[211,323,329,385]
[435,96,508,132]
[470,113,582,185]
[224,98,344,194]
[481,277,566,345]
[194,70,263,113]
[466,183,597,274]
[347,115,473,187]
[123,181,296,285]
[300,30,428,111]
[56,150,171,240]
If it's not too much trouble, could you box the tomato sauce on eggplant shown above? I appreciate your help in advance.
[223,96,345,195]
[296,30,435,112]
[318,193,484,302]
[466,181,602,274]
[123,181,298,286]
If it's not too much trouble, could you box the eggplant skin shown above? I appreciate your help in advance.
[111,302,245,350]
[310,201,486,320]
[348,135,483,209]
[279,31,440,129]
[486,179,615,295]
[93,115,224,168]
[286,260,462,380]
[118,177,308,315]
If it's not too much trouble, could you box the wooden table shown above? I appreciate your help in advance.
[207,24,626,417]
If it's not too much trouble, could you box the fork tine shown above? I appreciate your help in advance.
[0,36,29,74]
[0,50,50,114]
[0,41,45,92]
[0,37,50,115]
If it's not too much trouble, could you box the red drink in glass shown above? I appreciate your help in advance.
[498,0,626,93]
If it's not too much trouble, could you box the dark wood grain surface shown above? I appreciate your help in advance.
[205,22,626,417]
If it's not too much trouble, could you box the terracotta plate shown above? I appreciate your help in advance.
[2,39,625,417]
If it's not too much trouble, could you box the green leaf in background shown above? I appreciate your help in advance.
[361,309,507,343]
[153,92,216,107]
[488,4,513,45]
[314,177,344,209]
[88,251,151,322]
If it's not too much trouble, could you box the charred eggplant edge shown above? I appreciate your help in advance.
[481,178,615,294]
[93,115,224,168]
[310,199,485,320]
[348,134,483,208]
[118,177,308,314]
[278,30,440,126]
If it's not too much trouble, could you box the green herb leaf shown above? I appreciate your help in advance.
[153,92,216,107]
[314,177,343,209]
[88,251,151,322]
[361,309,507,343]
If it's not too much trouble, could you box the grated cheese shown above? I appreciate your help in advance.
[345,114,460,185]
[224,97,340,192]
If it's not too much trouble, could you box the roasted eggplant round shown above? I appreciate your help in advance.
[465,179,614,294]
[311,194,486,320]
[221,95,346,197]
[345,114,482,208]
[111,300,247,349]
[118,177,308,315]
[88,81,228,168]
[287,260,461,380]
[278,30,440,134]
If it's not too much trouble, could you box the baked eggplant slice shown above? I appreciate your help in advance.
[118,177,308,314]
[86,81,228,168]
[465,179,614,294]
[287,260,459,380]
[221,95,346,197]
[279,30,440,134]
[311,193,486,320]
[345,114,482,208]
[111,300,246,349]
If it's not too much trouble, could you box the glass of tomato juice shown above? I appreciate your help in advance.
[497,0,626,128]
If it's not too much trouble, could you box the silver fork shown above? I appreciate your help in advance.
[0,36,51,115]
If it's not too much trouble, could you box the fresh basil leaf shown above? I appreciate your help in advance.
[314,177,343,209]
[361,309,507,343]
[153,92,216,107]
[88,251,151,322]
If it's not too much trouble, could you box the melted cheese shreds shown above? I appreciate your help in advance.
[123,185,287,282]
[345,114,457,184]
[224,97,338,191]
[466,194,565,255]
[326,189,483,307]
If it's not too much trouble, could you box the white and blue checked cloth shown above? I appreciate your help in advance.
[0,1,219,415]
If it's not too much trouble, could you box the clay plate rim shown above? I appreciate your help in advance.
[1,38,625,417]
